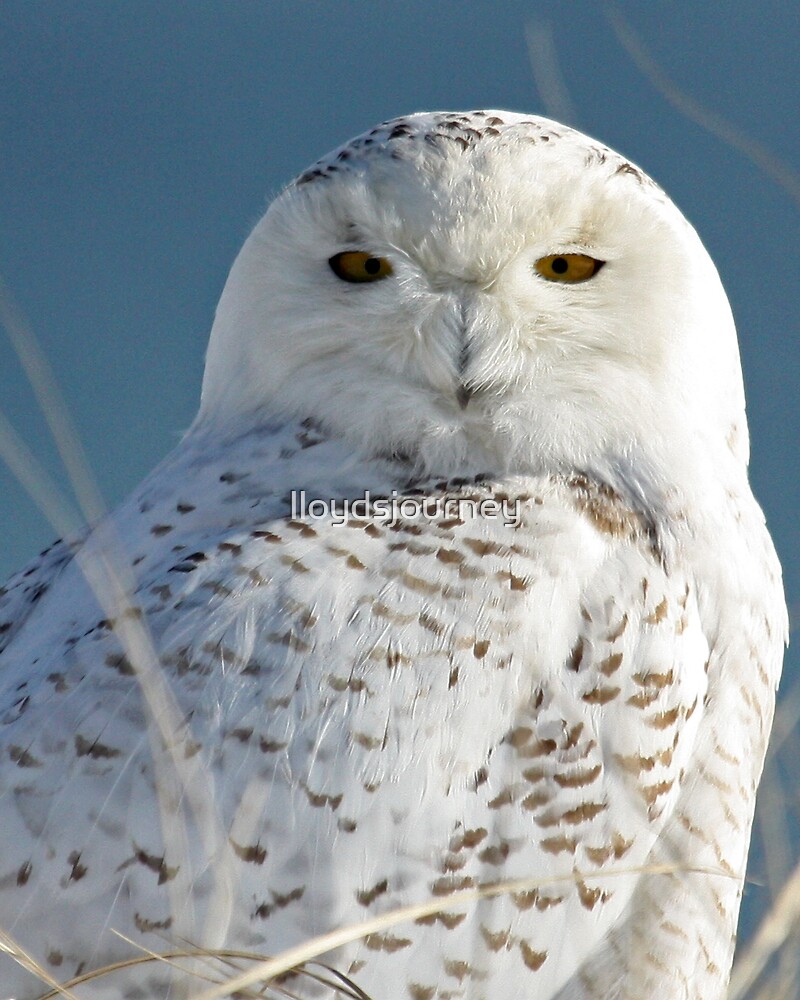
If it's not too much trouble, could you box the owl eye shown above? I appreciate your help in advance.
[329,251,393,283]
[534,254,604,283]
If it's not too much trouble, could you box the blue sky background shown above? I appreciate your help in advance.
[1,0,797,960]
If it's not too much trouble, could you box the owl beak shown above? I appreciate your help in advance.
[456,326,472,409]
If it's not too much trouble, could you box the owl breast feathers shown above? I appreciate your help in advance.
[0,111,786,1000]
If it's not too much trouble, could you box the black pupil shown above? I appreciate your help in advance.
[364,257,381,275]
[551,257,569,274]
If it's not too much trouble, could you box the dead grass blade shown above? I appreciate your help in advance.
[0,279,236,982]
[190,862,732,1000]
[0,928,83,1000]
[34,944,374,1000]
[729,855,800,999]
[525,20,578,126]
[605,5,800,208]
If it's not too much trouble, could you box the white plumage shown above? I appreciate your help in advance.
[0,111,786,999]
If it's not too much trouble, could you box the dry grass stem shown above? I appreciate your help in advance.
[729,856,800,999]
[525,20,578,126]
[0,928,83,1000]
[191,863,732,1000]
[605,5,800,208]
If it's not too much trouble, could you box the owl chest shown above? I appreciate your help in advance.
[163,508,599,798]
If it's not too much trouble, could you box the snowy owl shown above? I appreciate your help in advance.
[0,111,786,1000]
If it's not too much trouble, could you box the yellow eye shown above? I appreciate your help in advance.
[329,251,393,283]
[534,253,604,283]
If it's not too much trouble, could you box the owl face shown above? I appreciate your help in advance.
[200,112,747,501]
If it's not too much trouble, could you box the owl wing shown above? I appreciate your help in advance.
[117,473,728,997]
[558,488,786,1000]
[0,448,784,1000]
[0,536,76,658]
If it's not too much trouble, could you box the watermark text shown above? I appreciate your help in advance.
[290,490,521,529]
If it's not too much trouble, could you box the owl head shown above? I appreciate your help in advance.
[199,111,748,513]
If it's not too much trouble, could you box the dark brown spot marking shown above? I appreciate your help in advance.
[642,779,675,807]
[508,726,532,748]
[230,839,266,865]
[75,734,120,759]
[303,785,343,810]
[495,570,528,591]
[105,652,135,675]
[133,847,178,884]
[647,707,681,730]
[286,520,317,538]
[536,802,607,827]
[253,885,306,919]
[419,611,445,634]
[450,827,488,852]
[585,832,634,864]
[432,875,476,896]
[569,474,656,548]
[436,547,464,565]
[228,726,252,743]
[357,878,388,907]
[522,790,551,811]
[518,738,559,759]
[553,764,602,789]
[67,851,87,882]
[599,652,623,676]
[613,750,658,775]
[328,674,368,694]
[463,537,505,557]
[481,926,512,951]
[393,570,439,595]
[266,629,310,653]
[9,745,41,768]
[478,842,512,865]
[535,893,565,910]
[632,669,675,689]
[415,911,466,929]
[217,542,242,556]
[365,932,412,953]
[645,598,669,625]
[444,959,485,982]
[353,731,384,750]
[582,686,621,705]
[607,614,629,641]
[520,941,548,971]
[577,880,611,911]
[278,554,309,574]
[568,638,585,672]
[134,913,173,932]
[627,690,660,709]
[259,737,288,752]
[253,530,283,544]
[522,765,547,784]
